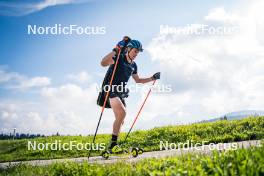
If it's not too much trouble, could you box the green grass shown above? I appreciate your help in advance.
[0,116,264,162]
[1,142,263,176]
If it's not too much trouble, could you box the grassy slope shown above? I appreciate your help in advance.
[1,142,263,175]
[0,116,263,162]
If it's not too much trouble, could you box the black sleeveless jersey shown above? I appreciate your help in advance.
[104,53,137,86]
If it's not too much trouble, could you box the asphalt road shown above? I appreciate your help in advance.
[0,140,262,169]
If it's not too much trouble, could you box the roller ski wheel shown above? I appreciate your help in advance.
[101,150,110,159]
[131,147,139,158]
[138,148,144,154]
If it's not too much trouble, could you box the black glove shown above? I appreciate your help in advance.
[152,72,161,80]
[113,36,131,54]
[119,36,131,47]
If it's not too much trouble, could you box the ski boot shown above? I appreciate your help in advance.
[101,144,123,159]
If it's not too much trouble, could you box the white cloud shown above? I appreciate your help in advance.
[205,7,241,24]
[67,71,92,83]
[0,0,92,16]
[0,69,22,83]
[0,67,113,135]
[0,82,104,135]
[146,0,264,122]
[41,83,97,110]
[0,68,51,90]
[12,76,51,90]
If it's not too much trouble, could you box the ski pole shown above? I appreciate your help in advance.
[88,48,122,160]
[123,79,157,143]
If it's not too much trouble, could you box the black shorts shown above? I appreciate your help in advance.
[97,91,126,108]
[109,92,126,107]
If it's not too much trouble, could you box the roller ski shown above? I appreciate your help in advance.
[101,144,144,159]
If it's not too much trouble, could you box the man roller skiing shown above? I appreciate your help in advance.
[98,36,160,153]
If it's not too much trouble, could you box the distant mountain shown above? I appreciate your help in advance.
[198,110,264,123]
[221,110,264,120]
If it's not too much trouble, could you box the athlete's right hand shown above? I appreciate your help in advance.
[116,36,131,48]
[113,36,131,54]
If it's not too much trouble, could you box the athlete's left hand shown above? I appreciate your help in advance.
[152,72,161,80]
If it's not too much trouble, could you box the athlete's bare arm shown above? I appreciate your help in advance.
[101,51,116,67]
[132,74,153,84]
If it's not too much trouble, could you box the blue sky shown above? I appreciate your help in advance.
[1,0,263,135]
[0,0,246,96]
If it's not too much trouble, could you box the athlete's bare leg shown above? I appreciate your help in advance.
[109,97,126,136]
